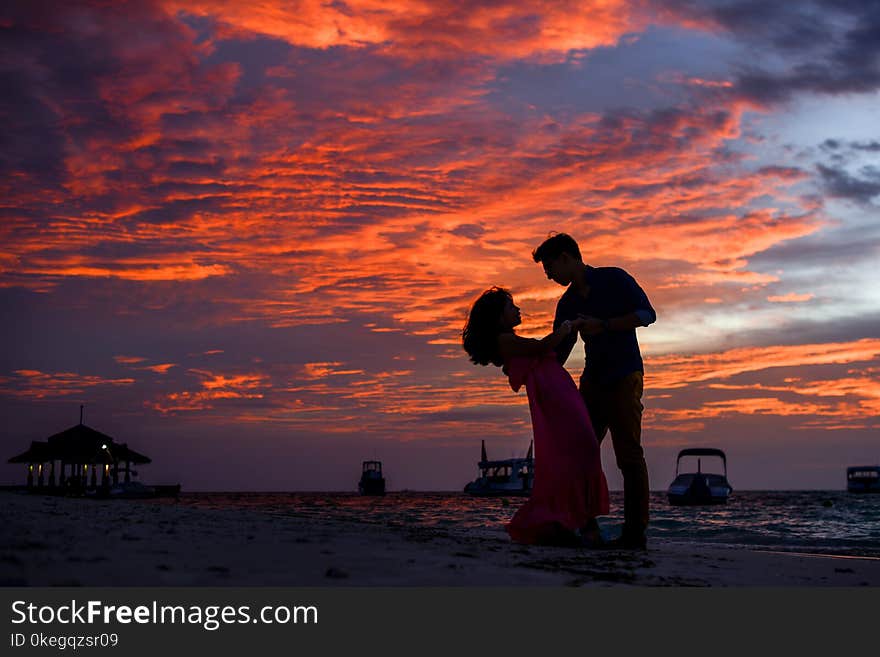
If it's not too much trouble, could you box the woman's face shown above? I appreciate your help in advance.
[500,296,522,329]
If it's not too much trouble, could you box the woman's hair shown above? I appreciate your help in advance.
[462,286,512,367]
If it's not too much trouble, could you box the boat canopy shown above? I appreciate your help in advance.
[847,465,879,477]
[676,448,726,460]
[675,448,727,476]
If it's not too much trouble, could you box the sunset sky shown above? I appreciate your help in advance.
[2,0,878,491]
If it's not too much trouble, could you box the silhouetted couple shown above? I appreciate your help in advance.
[463,234,655,549]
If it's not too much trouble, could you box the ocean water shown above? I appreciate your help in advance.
[156,491,880,557]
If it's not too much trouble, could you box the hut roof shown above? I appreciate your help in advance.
[7,423,151,465]
[8,441,55,464]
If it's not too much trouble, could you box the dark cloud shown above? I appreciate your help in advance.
[816,163,880,204]
[658,0,880,105]
[734,313,880,352]
[0,1,213,202]
[756,166,806,180]
[166,159,228,178]
[449,224,485,239]
[752,232,880,269]
[122,197,235,227]
[825,139,880,153]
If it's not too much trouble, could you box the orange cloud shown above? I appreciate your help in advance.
[141,363,177,374]
[647,339,880,389]
[114,356,147,364]
[643,341,880,431]
[20,259,230,282]
[767,293,814,303]
[0,370,135,399]
[146,368,270,414]
[188,370,268,390]
[165,1,646,61]
[300,363,366,380]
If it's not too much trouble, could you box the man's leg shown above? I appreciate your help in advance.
[606,372,649,544]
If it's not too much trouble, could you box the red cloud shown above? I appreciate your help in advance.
[0,370,135,400]
[165,0,646,61]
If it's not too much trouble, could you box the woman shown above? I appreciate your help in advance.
[462,287,609,546]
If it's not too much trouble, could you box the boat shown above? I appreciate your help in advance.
[847,465,880,493]
[85,481,181,499]
[463,440,533,496]
[358,460,386,496]
[667,448,732,506]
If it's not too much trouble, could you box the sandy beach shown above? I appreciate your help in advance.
[1,491,878,587]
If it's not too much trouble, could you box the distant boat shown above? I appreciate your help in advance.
[847,466,880,493]
[87,481,181,499]
[463,440,533,496]
[358,460,386,496]
[667,448,733,506]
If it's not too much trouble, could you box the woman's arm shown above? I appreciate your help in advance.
[497,320,577,360]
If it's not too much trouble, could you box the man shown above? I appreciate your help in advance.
[533,233,656,549]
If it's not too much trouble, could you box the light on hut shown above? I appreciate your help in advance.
[101,444,107,450]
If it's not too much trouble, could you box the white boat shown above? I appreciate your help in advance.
[108,481,157,498]
[847,465,880,493]
[463,440,533,496]
[667,448,732,506]
[358,460,386,496]
[85,480,158,499]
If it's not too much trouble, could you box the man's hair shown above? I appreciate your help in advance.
[532,233,582,264]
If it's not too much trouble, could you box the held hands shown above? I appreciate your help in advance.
[576,314,606,336]
[561,316,608,336]
[560,317,588,334]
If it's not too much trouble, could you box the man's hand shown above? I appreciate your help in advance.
[577,314,605,336]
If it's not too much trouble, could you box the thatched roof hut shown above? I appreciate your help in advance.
[8,424,150,465]
[7,408,151,491]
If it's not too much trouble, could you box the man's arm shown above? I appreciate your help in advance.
[553,297,578,364]
[579,271,656,336]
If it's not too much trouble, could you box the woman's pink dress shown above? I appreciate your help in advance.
[505,353,609,544]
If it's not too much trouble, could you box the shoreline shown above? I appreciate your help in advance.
[2,491,878,587]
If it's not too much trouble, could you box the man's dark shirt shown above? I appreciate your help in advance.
[553,265,656,385]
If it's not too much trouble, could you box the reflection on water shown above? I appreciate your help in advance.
[154,490,880,557]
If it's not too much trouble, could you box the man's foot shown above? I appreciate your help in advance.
[601,533,647,551]
[577,520,604,548]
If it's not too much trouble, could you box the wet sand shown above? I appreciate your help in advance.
[2,491,878,587]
